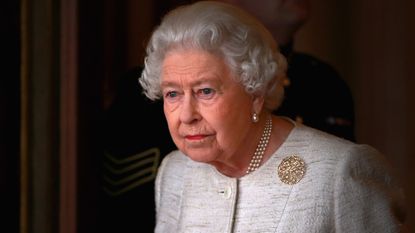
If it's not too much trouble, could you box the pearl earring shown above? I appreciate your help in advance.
[252,113,259,123]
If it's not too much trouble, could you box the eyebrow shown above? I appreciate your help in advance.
[160,81,179,89]
[161,76,220,89]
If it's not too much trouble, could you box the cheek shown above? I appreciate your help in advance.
[207,104,250,142]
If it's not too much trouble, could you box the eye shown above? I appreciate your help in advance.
[196,88,216,99]
[164,91,179,99]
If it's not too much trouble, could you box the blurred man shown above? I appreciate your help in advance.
[218,0,356,141]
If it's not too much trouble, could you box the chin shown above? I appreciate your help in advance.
[183,148,215,163]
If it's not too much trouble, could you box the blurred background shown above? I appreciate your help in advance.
[1,0,414,232]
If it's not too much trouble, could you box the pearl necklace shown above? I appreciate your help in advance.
[246,116,272,174]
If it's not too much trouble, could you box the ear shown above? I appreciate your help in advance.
[252,95,265,115]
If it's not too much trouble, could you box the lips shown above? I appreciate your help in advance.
[185,134,207,140]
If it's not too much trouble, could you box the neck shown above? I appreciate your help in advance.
[279,40,294,58]
[212,116,295,178]
[212,114,272,178]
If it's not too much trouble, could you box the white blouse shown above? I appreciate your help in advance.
[154,124,405,233]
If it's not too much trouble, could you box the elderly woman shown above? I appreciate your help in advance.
[139,1,405,232]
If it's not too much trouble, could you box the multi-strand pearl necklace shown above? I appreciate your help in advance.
[246,116,273,174]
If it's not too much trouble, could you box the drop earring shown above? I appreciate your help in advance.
[252,113,259,123]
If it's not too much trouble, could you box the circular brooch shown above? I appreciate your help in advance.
[278,155,306,185]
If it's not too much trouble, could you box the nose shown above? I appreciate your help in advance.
[179,94,201,124]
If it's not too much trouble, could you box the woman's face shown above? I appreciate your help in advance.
[161,49,260,164]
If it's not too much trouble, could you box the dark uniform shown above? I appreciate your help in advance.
[98,44,355,233]
[98,67,176,233]
[275,43,355,142]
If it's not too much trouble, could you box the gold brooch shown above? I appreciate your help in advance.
[278,155,306,185]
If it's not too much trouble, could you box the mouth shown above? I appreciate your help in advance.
[185,134,209,141]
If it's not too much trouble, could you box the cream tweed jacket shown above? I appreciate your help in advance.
[154,124,404,233]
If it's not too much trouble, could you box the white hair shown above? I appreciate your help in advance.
[139,1,287,110]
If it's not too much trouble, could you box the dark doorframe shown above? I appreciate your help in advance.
[1,0,21,233]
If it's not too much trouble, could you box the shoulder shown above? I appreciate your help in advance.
[287,52,351,98]
[289,52,349,88]
[157,150,190,181]
[155,151,189,205]
[290,52,339,75]
[289,125,390,175]
[154,150,190,231]
[292,124,356,155]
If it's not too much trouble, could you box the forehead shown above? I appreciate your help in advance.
[161,49,231,83]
